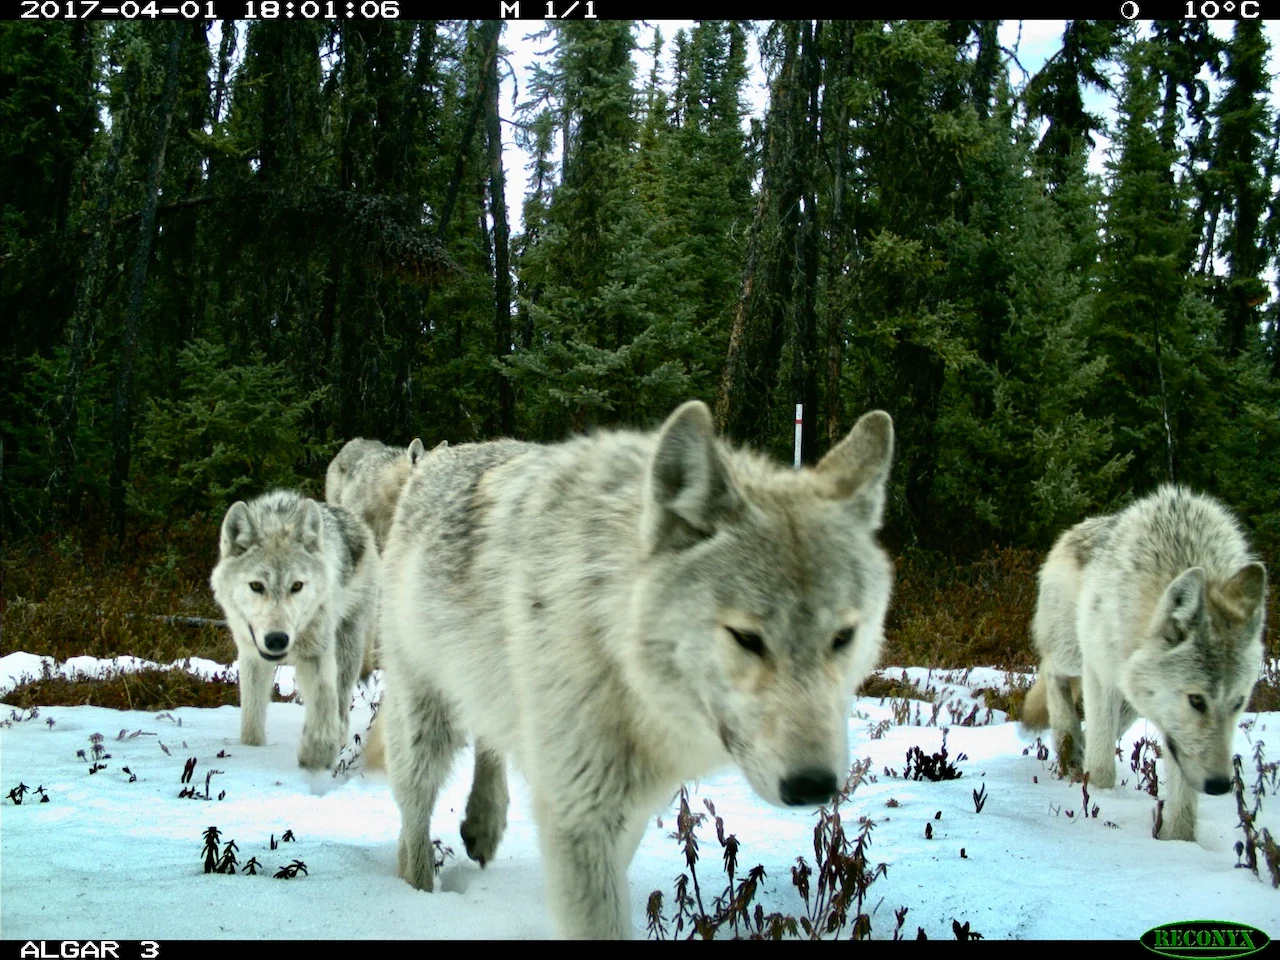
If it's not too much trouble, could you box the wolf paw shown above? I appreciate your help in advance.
[297,737,340,770]
[460,810,506,867]
[1085,765,1115,789]
[240,728,266,747]
[398,840,436,891]
[1158,822,1195,842]
[1057,756,1083,777]
[1157,803,1197,842]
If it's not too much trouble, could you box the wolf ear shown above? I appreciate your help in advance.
[407,438,426,467]
[814,410,894,530]
[1156,566,1207,646]
[1217,562,1267,628]
[644,401,744,553]
[432,439,449,452]
[298,498,324,554]
[220,501,255,558]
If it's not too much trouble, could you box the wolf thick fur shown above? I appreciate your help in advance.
[379,400,895,938]
[1024,486,1267,841]
[210,489,379,770]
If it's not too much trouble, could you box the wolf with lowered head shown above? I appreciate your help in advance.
[378,400,895,938]
[1023,485,1267,841]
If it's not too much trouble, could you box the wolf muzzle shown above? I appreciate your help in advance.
[249,625,290,661]
[1204,776,1232,795]
[779,768,839,806]
[1166,737,1233,795]
[262,631,290,656]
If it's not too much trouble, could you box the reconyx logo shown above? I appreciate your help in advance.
[1141,921,1270,960]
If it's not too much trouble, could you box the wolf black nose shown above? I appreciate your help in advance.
[1204,776,1231,796]
[263,631,289,653]
[779,768,839,806]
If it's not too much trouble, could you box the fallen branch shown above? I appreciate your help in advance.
[128,613,227,628]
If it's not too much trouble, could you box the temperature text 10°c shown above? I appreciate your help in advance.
[1184,0,1261,16]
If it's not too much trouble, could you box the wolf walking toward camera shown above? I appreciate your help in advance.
[1023,485,1267,841]
[210,489,379,770]
[378,400,895,938]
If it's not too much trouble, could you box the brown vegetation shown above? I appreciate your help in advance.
[3,532,1276,712]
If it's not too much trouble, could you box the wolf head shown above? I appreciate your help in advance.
[210,492,329,662]
[1122,562,1267,796]
[634,401,894,808]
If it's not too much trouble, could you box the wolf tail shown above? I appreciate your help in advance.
[363,713,386,771]
[1020,674,1050,730]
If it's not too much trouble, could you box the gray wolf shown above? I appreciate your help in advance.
[1022,485,1267,840]
[325,436,442,551]
[378,400,895,938]
[210,489,379,770]
[326,436,445,677]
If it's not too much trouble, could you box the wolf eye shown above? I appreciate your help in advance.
[291,581,304,593]
[833,627,855,652]
[1233,697,1246,712]
[1188,694,1207,714]
[726,627,766,658]
[249,582,265,594]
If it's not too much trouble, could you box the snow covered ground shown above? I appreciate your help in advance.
[1,652,1275,940]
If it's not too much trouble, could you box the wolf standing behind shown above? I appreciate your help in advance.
[326,436,442,683]
[210,489,379,770]
[379,400,895,938]
[326,436,442,551]
[1023,485,1267,841]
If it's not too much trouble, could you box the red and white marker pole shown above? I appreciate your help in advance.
[794,403,803,469]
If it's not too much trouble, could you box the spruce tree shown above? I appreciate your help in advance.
[1090,33,1221,496]
[512,21,700,438]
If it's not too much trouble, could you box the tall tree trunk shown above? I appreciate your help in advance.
[53,70,131,524]
[484,22,514,437]
[334,26,361,440]
[437,20,499,242]
[1153,315,1177,484]
[336,260,360,440]
[56,22,98,238]
[109,25,184,539]
[1271,306,1280,380]
[1218,20,1267,359]
[716,22,801,438]
[719,21,819,456]
[790,20,821,464]
[715,267,756,434]
[211,21,235,126]
[393,21,439,441]
[822,26,852,449]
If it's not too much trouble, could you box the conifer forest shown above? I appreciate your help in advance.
[2,20,1278,624]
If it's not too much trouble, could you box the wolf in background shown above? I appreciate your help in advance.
[210,489,379,770]
[326,436,444,551]
[377,400,895,938]
[326,435,445,681]
[1022,485,1267,841]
